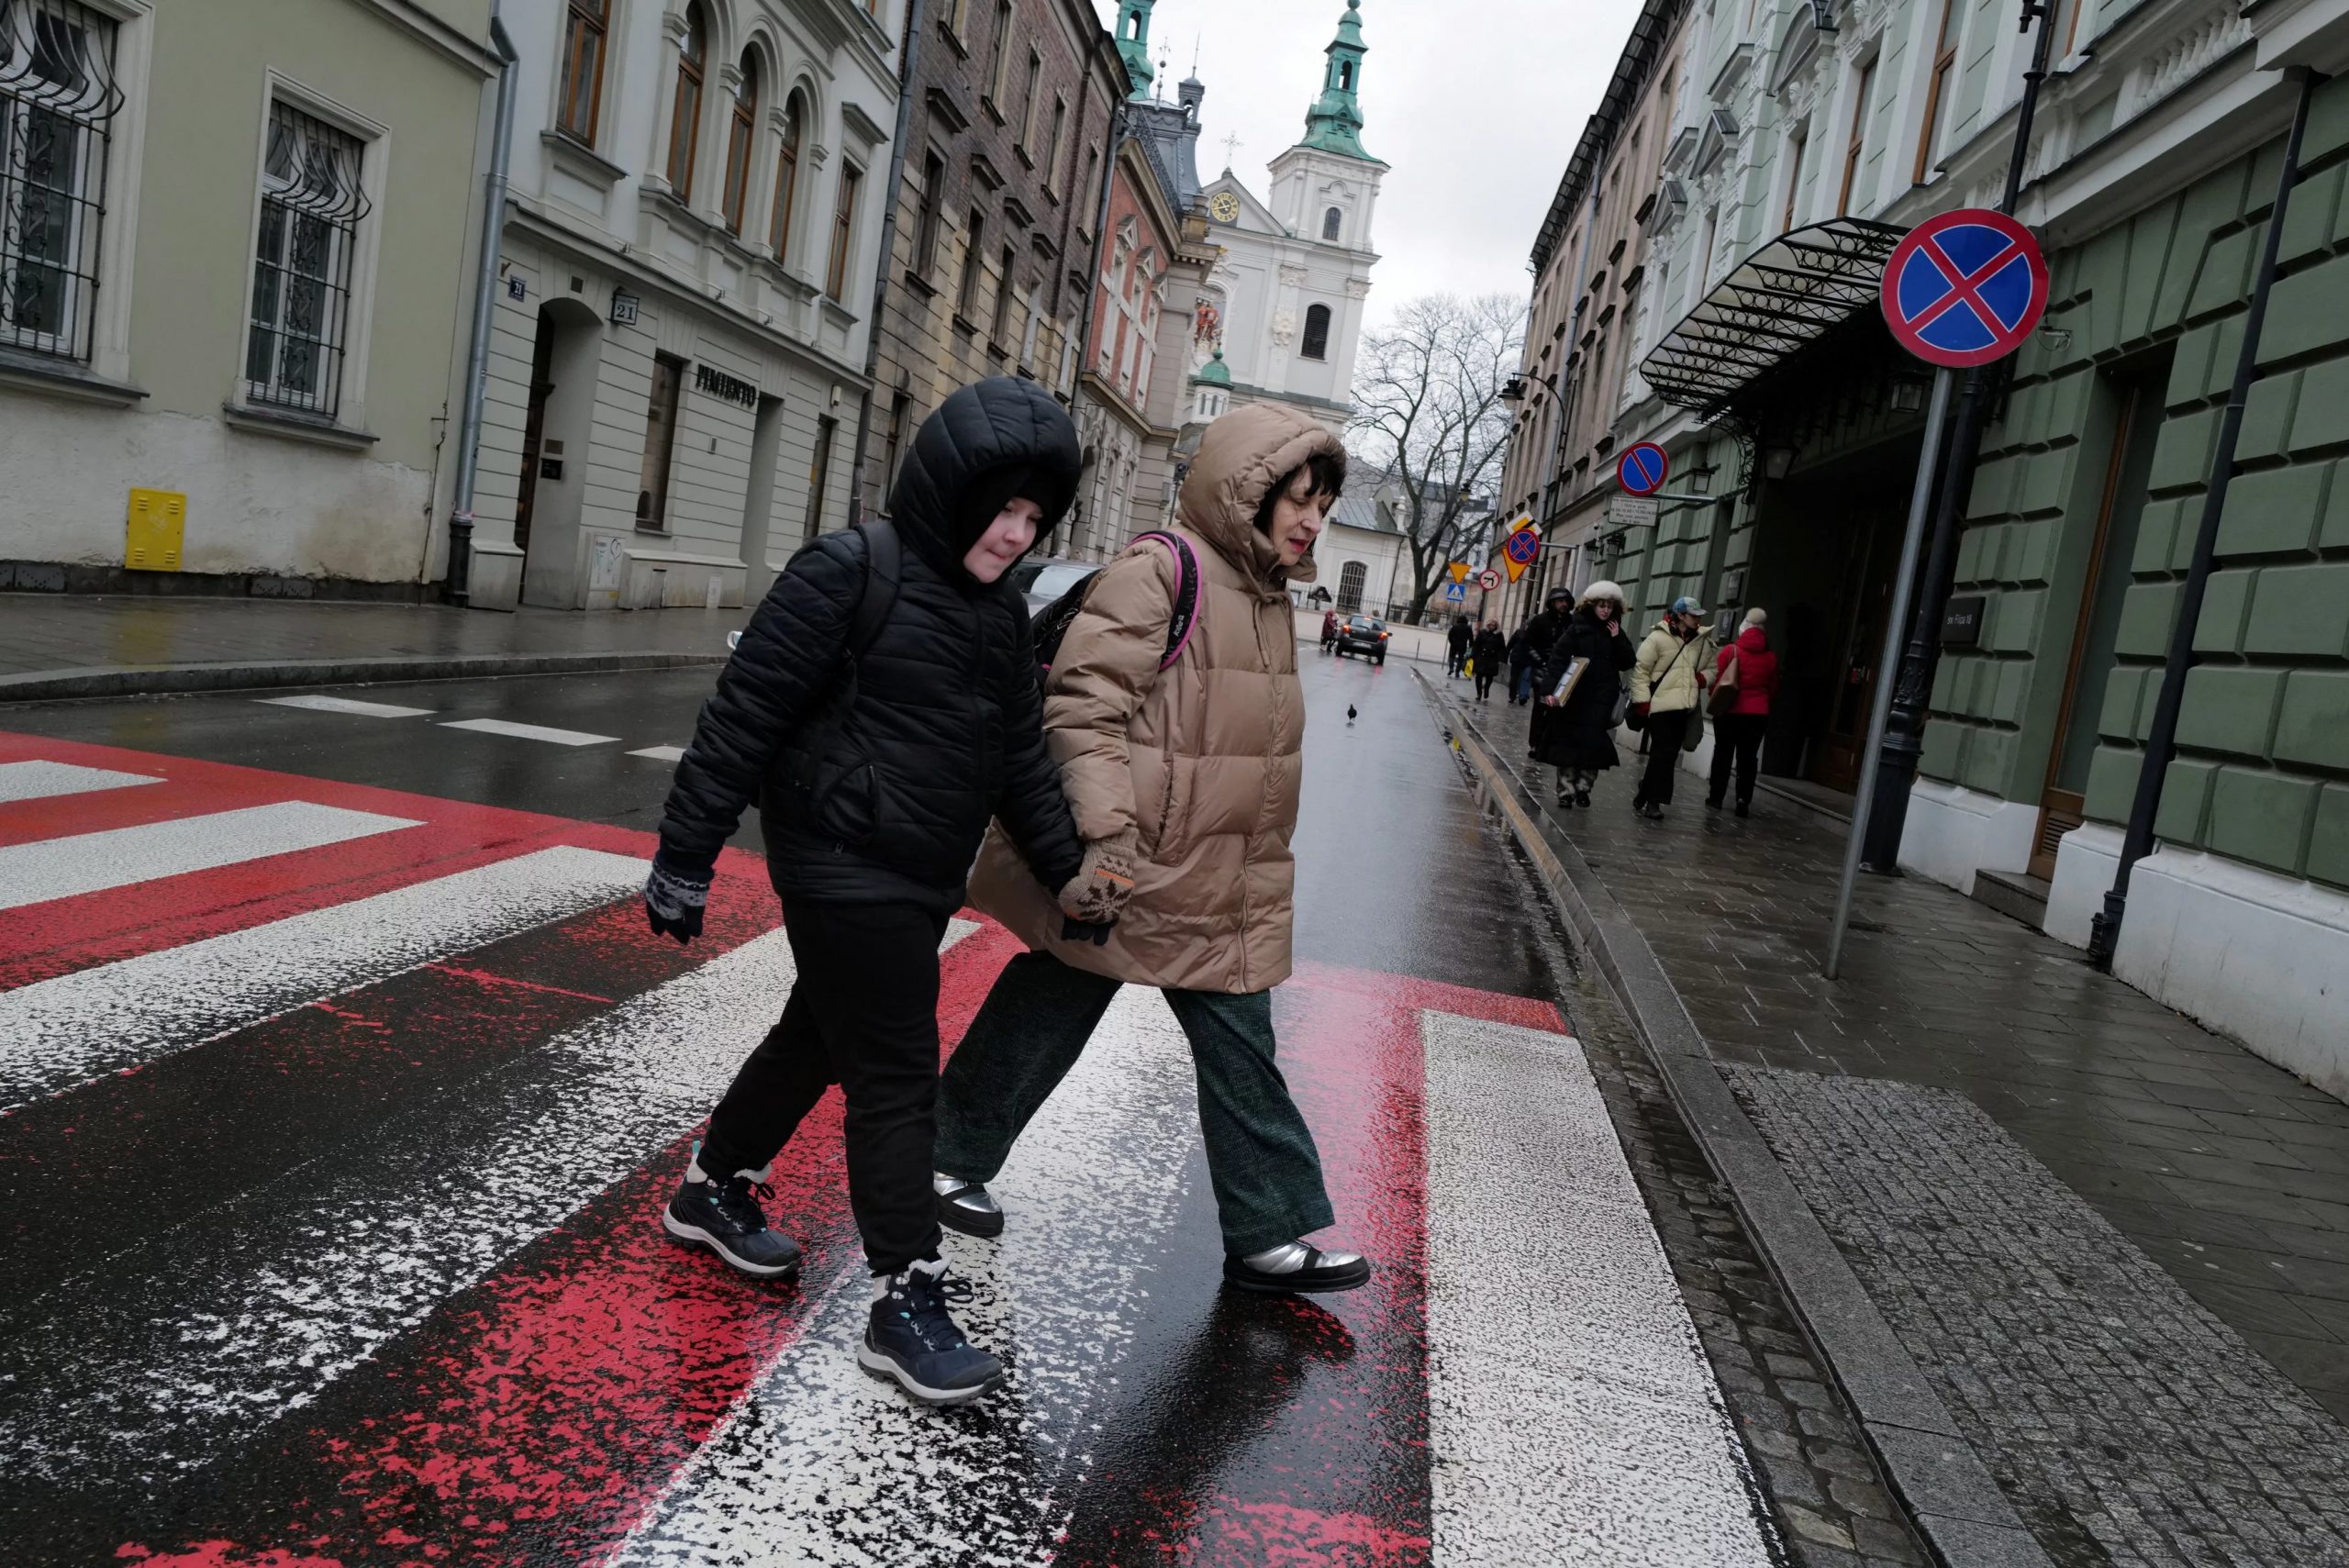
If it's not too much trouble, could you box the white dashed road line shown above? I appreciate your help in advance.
[439,717,621,747]
[1421,1009,1774,1565]
[256,695,439,718]
[628,746,686,762]
[0,760,163,805]
[0,844,648,1111]
[0,801,420,913]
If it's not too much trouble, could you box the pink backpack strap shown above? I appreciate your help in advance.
[1131,530,1203,672]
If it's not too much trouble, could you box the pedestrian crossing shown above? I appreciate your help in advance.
[0,728,1774,1567]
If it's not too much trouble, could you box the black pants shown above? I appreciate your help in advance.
[1638,708,1692,806]
[1709,711,1765,806]
[1475,665,1499,700]
[935,951,1335,1255]
[1447,649,1466,675]
[699,895,947,1276]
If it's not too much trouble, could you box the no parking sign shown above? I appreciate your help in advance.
[1881,208,2049,368]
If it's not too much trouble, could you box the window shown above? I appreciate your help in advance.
[826,162,861,299]
[1838,57,1876,215]
[985,1,1013,105]
[665,4,707,196]
[558,0,609,144]
[1300,302,1330,361]
[1779,121,1807,232]
[1,0,122,364]
[770,93,802,258]
[638,353,685,529]
[1337,559,1367,614]
[244,101,370,419]
[957,209,985,315]
[806,414,838,539]
[1045,96,1067,191]
[945,0,971,36]
[1019,51,1041,152]
[721,55,759,234]
[1915,0,1960,183]
[914,151,945,274]
[881,393,910,505]
[990,242,1016,339]
[1321,206,1341,241]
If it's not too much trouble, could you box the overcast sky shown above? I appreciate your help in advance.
[1087,0,1647,326]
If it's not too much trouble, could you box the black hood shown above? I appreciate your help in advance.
[889,377,1083,580]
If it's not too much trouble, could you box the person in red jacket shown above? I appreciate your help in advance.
[1706,608,1779,817]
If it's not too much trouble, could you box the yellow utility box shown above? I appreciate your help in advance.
[126,488,185,572]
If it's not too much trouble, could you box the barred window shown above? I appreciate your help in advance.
[244,101,370,419]
[1,0,123,364]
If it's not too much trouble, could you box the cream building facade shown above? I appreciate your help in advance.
[465,0,900,612]
[0,0,495,596]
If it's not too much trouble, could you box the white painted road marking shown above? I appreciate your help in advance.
[614,986,1202,1566]
[0,801,420,913]
[629,746,686,762]
[1420,1010,1774,1565]
[0,921,978,1485]
[256,695,438,718]
[0,845,648,1111]
[0,760,162,805]
[439,717,620,747]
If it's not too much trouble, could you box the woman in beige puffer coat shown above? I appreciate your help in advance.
[930,403,1370,1296]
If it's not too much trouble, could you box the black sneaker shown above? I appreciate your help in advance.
[934,1173,1005,1239]
[1641,801,1664,820]
[663,1151,803,1279]
[1575,789,1592,808]
[859,1261,1004,1406]
[1223,1241,1373,1295]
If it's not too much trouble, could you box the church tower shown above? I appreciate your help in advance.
[1300,0,1371,161]
[1115,1,1154,103]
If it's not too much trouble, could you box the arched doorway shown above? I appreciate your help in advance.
[514,296,605,607]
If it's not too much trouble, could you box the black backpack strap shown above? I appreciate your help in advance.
[1130,529,1202,671]
[847,517,901,661]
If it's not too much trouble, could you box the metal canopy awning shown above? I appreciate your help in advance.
[1640,218,1903,417]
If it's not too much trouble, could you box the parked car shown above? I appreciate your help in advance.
[1334,614,1390,665]
[1009,557,1098,618]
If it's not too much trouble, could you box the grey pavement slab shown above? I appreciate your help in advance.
[0,595,738,698]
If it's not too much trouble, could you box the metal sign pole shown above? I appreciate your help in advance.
[1825,367,1954,979]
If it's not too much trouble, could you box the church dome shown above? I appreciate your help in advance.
[1192,348,1233,385]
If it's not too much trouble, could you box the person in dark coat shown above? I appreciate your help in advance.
[1707,607,1780,817]
[1509,586,1574,698]
[1535,580,1637,809]
[1445,616,1472,677]
[1470,619,1508,702]
[641,377,1111,1407]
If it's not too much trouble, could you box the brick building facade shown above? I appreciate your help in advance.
[856,0,1127,544]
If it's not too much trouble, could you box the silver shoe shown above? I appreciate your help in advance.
[933,1173,1005,1238]
[1225,1240,1373,1294]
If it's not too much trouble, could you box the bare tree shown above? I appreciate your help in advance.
[1346,293,1522,626]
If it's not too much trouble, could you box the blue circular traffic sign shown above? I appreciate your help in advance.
[1881,208,2049,368]
[1503,527,1542,566]
[1618,441,1669,497]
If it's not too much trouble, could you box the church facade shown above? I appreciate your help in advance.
[1124,0,1384,440]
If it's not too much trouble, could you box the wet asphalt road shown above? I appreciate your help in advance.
[6,647,1748,1566]
[2,648,1563,995]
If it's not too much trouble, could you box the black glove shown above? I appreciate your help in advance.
[644,850,713,944]
[1060,916,1116,947]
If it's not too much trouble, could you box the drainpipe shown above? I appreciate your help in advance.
[1063,94,1126,560]
[848,0,929,527]
[1859,0,2056,864]
[444,8,519,608]
[2087,67,2322,968]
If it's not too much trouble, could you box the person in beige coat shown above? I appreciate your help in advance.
[1628,595,1717,818]
[929,404,1370,1296]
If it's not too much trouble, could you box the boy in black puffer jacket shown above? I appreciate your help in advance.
[640,378,1127,1407]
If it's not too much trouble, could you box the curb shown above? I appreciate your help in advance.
[0,651,729,706]
[1416,671,2054,1568]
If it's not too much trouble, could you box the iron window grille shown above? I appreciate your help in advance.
[244,100,370,419]
[0,0,122,364]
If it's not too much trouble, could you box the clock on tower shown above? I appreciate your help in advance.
[1208,190,1241,224]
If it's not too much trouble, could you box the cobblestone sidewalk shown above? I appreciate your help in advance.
[1445,680,2349,1564]
[0,595,738,683]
